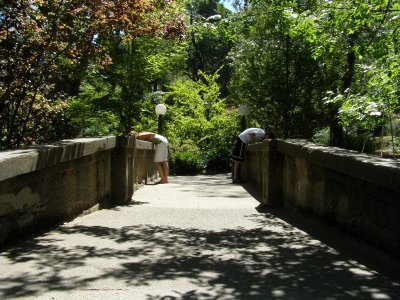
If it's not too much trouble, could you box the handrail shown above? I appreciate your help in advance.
[0,136,156,247]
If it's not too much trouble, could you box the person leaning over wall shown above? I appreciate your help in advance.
[129,131,169,184]
[231,127,275,184]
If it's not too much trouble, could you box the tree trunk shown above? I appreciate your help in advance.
[330,33,356,147]
[189,12,204,81]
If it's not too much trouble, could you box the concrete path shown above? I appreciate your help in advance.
[1,174,400,300]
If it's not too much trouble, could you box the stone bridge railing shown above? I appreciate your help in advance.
[244,139,400,258]
[0,136,156,247]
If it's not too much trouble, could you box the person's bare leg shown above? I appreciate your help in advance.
[154,162,169,183]
[233,161,240,180]
[161,161,169,183]
[154,162,166,183]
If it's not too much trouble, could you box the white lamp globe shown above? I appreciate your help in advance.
[238,105,249,116]
[155,104,167,115]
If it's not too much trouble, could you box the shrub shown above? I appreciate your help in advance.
[344,134,376,153]
[206,149,232,173]
[170,151,205,175]
[312,127,330,145]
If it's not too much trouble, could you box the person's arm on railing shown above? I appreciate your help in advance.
[129,131,156,142]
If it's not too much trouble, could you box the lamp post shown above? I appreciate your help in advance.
[155,104,167,135]
[238,105,249,131]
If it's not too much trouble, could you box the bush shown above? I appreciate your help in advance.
[206,150,232,173]
[344,134,376,153]
[311,127,330,145]
[170,151,205,175]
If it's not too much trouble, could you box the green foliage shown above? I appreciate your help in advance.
[3,0,399,160]
[0,0,186,149]
[228,0,330,139]
[186,0,236,95]
[201,109,238,171]
[227,0,400,148]
[311,128,330,146]
[312,127,377,153]
[343,133,376,154]
[30,98,81,144]
[166,69,237,172]
[69,95,120,136]
[291,0,400,144]
[69,36,187,135]
[170,151,205,175]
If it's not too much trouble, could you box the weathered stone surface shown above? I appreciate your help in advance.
[0,136,156,247]
[0,136,117,181]
[245,139,400,258]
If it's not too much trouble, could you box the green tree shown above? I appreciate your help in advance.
[187,0,236,96]
[71,35,188,135]
[229,0,327,138]
[229,0,400,149]
[167,69,237,172]
[291,0,400,146]
[0,0,185,149]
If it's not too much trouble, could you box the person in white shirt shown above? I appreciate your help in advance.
[231,128,266,183]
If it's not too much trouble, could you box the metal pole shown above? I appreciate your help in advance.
[241,116,246,132]
[158,115,163,135]
[389,114,396,159]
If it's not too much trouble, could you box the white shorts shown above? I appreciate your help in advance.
[154,136,168,162]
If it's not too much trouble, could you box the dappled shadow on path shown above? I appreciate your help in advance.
[165,174,253,199]
[1,211,400,299]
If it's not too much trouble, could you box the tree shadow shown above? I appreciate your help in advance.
[1,214,400,299]
[1,173,399,299]
[240,171,400,283]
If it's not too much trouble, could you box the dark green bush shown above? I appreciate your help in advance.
[312,127,377,154]
[206,150,232,173]
[344,134,376,154]
[311,127,330,145]
[170,151,205,175]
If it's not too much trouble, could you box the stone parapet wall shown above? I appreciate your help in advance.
[0,136,156,247]
[245,139,400,258]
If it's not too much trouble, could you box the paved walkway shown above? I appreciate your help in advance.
[1,174,400,300]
